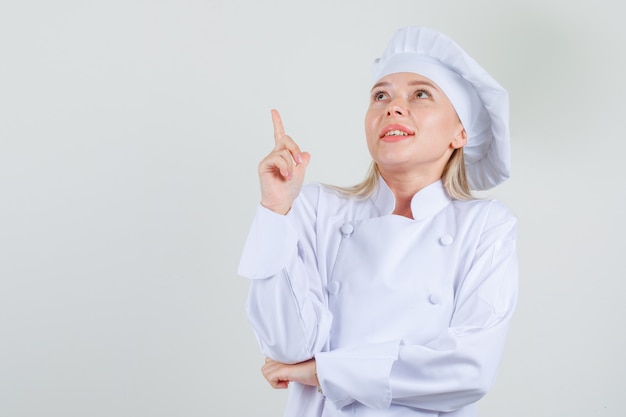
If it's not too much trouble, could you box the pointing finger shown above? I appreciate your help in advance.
[271,109,285,145]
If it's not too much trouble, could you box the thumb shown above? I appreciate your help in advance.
[298,151,312,168]
[292,152,311,180]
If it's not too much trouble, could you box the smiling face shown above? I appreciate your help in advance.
[365,72,467,181]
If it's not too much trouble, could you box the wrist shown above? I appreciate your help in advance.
[260,201,291,215]
[313,362,323,394]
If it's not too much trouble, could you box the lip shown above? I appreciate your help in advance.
[379,124,415,142]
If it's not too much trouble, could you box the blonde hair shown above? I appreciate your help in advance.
[326,148,473,200]
[441,148,473,200]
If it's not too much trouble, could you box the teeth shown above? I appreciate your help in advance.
[385,129,408,137]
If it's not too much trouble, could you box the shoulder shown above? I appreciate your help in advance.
[453,197,514,216]
[451,198,517,237]
[298,183,360,207]
[292,183,371,224]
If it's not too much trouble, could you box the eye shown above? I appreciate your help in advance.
[414,90,431,99]
[372,90,388,101]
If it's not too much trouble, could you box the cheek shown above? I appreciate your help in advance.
[426,113,459,140]
[364,114,377,154]
[364,112,375,141]
[438,109,463,134]
[364,107,381,137]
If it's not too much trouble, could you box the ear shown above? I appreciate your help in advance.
[451,128,467,149]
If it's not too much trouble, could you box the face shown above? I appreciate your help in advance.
[365,72,467,179]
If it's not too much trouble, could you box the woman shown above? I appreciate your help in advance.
[238,26,517,417]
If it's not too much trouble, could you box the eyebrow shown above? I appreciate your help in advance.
[370,79,440,92]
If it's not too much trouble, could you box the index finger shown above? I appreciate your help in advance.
[271,109,285,144]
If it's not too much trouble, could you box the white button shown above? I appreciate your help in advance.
[429,293,441,305]
[340,223,354,237]
[328,281,341,294]
[439,234,454,245]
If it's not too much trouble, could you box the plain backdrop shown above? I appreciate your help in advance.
[1,1,624,416]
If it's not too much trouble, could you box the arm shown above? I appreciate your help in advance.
[238,194,332,363]
[237,110,331,364]
[314,205,518,412]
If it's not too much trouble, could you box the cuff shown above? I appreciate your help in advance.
[315,340,401,410]
[237,204,299,279]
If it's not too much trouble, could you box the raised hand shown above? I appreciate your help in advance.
[258,109,311,214]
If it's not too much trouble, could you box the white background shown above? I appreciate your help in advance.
[1,1,624,416]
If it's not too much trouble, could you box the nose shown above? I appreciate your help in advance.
[386,98,407,117]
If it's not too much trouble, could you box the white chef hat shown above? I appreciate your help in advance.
[371,26,510,190]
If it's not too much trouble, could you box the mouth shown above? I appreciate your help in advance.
[383,129,410,137]
[380,125,414,141]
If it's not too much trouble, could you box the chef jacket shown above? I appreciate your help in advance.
[238,177,518,417]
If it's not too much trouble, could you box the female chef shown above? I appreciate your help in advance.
[238,26,518,416]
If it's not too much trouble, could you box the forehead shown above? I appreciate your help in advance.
[371,72,442,91]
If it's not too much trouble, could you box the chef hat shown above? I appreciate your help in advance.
[372,26,510,190]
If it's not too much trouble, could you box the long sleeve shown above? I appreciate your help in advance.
[238,179,518,417]
[237,188,333,364]
[315,203,518,413]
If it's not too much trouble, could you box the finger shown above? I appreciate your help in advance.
[267,377,288,389]
[274,380,289,389]
[261,360,279,376]
[276,149,297,178]
[275,148,302,177]
[271,109,285,145]
[259,150,295,179]
[261,365,290,389]
[298,151,311,168]
[274,134,304,165]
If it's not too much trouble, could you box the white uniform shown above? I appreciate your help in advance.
[238,178,518,417]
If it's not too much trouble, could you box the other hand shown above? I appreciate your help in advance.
[261,357,319,389]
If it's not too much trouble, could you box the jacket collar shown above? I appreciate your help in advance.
[372,175,451,220]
